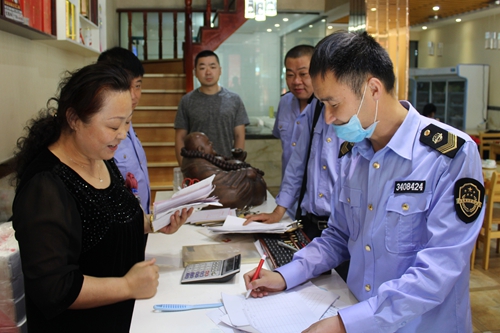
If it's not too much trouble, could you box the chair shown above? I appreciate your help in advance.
[471,171,500,270]
[478,131,500,159]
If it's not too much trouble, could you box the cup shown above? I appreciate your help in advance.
[173,167,183,193]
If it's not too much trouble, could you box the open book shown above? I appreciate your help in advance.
[151,174,221,231]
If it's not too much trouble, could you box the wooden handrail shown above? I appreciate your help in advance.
[185,0,194,92]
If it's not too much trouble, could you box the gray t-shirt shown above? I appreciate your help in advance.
[175,87,249,157]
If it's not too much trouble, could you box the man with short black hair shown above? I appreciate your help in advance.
[244,31,484,333]
[174,50,249,165]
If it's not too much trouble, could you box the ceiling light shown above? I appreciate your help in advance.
[328,26,333,30]
[456,18,462,22]
[370,7,377,11]
[298,29,302,32]
[309,25,313,28]
[432,6,440,11]
[422,26,428,30]
[267,28,272,32]
[283,18,289,22]
[321,19,326,22]
[274,23,280,27]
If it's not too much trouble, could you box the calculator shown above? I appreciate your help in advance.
[180,254,241,284]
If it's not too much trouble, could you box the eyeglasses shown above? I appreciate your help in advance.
[183,177,200,188]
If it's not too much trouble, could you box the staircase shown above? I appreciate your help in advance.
[134,1,246,201]
[191,0,247,57]
[135,59,185,202]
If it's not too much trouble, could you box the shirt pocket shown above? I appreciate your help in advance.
[385,193,431,254]
[339,187,362,241]
[310,125,322,155]
[276,121,290,140]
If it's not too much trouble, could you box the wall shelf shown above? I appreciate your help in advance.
[38,38,99,57]
[0,16,54,40]
[0,0,105,56]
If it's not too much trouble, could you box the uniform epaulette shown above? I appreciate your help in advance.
[419,124,465,158]
[338,142,354,158]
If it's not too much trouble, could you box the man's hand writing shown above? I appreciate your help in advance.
[243,268,287,297]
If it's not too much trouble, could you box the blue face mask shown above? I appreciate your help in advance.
[332,84,379,143]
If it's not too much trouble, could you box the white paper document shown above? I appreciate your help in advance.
[151,175,221,231]
[207,216,291,234]
[186,208,236,224]
[217,282,339,333]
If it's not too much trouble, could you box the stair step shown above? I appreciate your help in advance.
[149,165,177,183]
[144,73,186,78]
[133,109,177,124]
[142,142,175,147]
[148,162,179,167]
[151,184,173,191]
[135,127,175,142]
[143,145,177,163]
[135,106,177,110]
[133,123,174,128]
[139,93,183,107]
[142,89,185,94]
[142,74,186,90]
[142,59,184,74]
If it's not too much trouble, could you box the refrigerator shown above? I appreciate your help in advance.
[409,64,489,132]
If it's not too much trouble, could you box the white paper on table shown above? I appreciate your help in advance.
[220,282,339,333]
[186,208,234,224]
[222,292,317,333]
[206,308,240,333]
[289,282,339,319]
[207,216,291,234]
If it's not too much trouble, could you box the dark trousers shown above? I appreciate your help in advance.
[301,213,350,282]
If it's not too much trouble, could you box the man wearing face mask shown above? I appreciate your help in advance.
[245,46,343,241]
[243,31,484,333]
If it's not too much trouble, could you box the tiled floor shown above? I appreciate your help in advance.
[471,245,500,333]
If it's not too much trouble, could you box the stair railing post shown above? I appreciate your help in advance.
[185,0,194,92]
[205,0,212,27]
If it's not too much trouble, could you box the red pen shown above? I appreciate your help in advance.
[245,254,266,299]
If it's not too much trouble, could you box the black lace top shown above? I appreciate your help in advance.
[12,149,144,333]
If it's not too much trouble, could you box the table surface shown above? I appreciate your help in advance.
[130,191,357,332]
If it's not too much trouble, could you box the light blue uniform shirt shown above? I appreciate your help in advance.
[277,102,484,332]
[276,99,342,218]
[273,92,310,180]
[114,124,151,214]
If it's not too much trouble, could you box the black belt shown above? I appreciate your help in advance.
[303,213,329,230]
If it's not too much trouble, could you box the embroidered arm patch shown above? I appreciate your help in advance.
[454,178,484,223]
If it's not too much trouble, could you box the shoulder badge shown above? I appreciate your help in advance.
[419,124,465,158]
[338,142,354,158]
[454,178,484,224]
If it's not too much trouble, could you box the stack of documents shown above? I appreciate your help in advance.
[151,175,221,231]
[207,282,344,333]
[207,216,291,234]
[185,207,236,225]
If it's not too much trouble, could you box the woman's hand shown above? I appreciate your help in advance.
[157,207,193,234]
[123,258,159,299]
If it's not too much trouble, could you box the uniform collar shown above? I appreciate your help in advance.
[351,101,419,161]
[385,101,420,161]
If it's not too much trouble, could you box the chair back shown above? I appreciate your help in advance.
[485,171,500,222]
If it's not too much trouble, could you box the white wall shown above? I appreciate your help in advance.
[0,0,118,163]
[414,13,500,108]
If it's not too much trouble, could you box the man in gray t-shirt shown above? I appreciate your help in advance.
[174,50,249,164]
